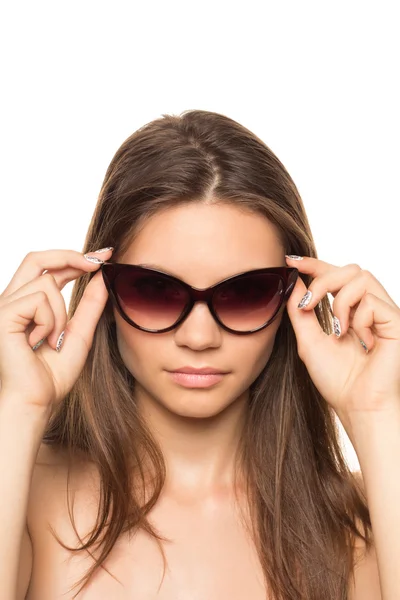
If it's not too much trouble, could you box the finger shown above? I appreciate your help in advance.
[295,263,362,312]
[331,270,399,337]
[42,266,92,287]
[2,248,113,298]
[285,255,340,278]
[0,272,68,349]
[285,272,328,358]
[32,274,68,349]
[351,292,400,352]
[293,259,398,313]
[0,290,56,387]
[60,269,109,358]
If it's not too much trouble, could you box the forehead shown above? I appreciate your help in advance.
[120,203,285,284]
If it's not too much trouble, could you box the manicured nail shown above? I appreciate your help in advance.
[360,339,369,353]
[84,254,104,264]
[298,290,312,309]
[32,338,45,351]
[83,247,114,264]
[333,316,341,337]
[56,331,65,352]
[286,255,303,261]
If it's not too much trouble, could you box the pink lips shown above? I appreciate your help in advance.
[172,366,229,374]
[167,371,226,388]
[167,366,229,388]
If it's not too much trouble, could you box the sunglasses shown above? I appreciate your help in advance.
[100,262,299,335]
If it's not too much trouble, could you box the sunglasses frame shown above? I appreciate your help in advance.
[101,262,299,335]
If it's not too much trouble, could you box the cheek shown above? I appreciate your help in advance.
[113,310,282,391]
[246,334,276,371]
[240,320,281,381]
[114,316,158,379]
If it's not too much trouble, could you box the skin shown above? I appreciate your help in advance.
[24,205,387,597]
[113,202,287,502]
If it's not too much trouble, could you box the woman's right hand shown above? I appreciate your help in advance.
[0,248,114,417]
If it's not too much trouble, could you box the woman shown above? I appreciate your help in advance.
[1,109,396,599]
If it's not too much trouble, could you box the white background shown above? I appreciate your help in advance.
[1,1,399,471]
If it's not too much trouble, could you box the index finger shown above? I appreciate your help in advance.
[2,249,113,298]
[285,255,343,277]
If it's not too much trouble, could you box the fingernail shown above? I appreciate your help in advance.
[298,290,312,309]
[286,255,304,261]
[56,331,65,352]
[83,247,114,264]
[84,254,105,264]
[333,316,341,337]
[360,339,369,353]
[32,338,45,351]
[93,247,114,253]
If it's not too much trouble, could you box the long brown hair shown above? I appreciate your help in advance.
[43,109,372,599]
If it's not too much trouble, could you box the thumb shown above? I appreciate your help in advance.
[62,269,109,355]
[285,275,327,354]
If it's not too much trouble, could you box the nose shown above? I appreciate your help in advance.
[173,300,222,348]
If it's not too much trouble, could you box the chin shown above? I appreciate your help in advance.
[166,404,232,420]
[158,390,239,420]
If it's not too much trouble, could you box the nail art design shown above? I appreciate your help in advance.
[84,254,104,264]
[56,331,65,352]
[32,338,45,351]
[298,290,312,309]
[359,339,369,353]
[286,255,304,260]
[93,247,114,253]
[333,316,341,337]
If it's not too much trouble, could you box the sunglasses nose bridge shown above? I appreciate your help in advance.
[188,286,214,310]
[179,286,220,329]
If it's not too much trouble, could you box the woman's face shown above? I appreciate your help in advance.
[113,202,286,419]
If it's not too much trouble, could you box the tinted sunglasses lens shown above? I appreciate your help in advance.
[214,272,284,332]
[113,269,284,332]
[115,270,188,330]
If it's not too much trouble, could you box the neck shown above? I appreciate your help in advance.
[135,386,249,503]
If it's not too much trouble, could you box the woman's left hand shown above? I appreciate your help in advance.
[284,256,400,424]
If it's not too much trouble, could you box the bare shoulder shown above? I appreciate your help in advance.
[348,470,382,600]
[35,441,67,467]
[22,444,101,598]
[17,444,69,600]
[35,440,87,467]
[28,443,71,528]
[33,441,95,475]
[28,442,99,528]
[29,442,80,499]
